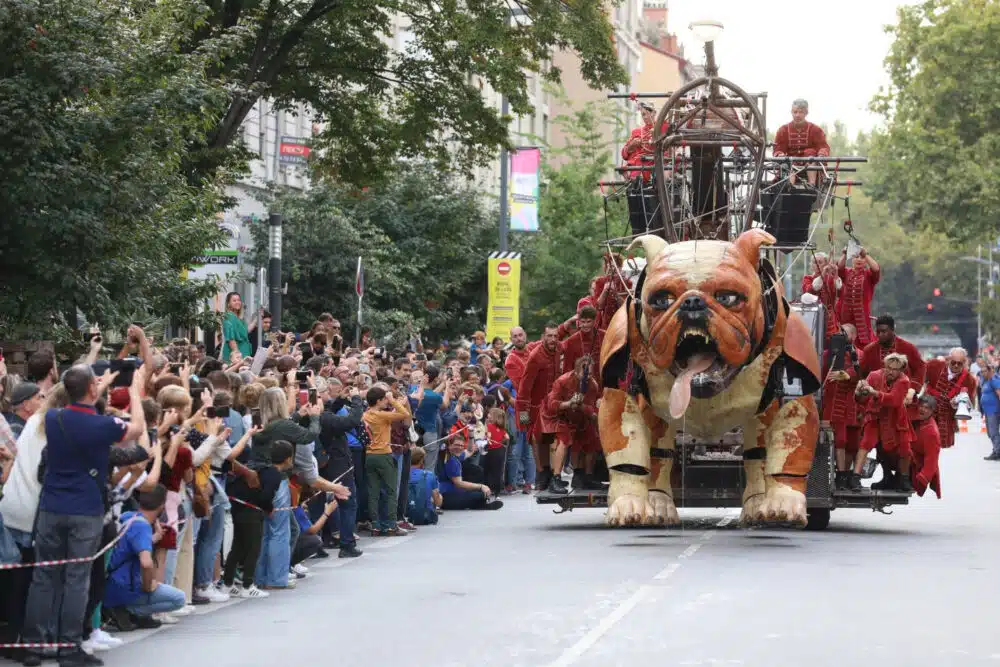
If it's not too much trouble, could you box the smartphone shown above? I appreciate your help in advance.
[251,408,262,428]
[109,358,137,388]
[358,363,370,374]
[214,405,231,419]
[205,406,217,419]
[169,362,183,374]
[295,370,309,383]
[83,332,101,343]
[415,353,427,361]
[308,388,318,404]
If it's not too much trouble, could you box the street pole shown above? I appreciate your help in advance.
[977,244,982,349]
[268,212,283,332]
[498,94,510,253]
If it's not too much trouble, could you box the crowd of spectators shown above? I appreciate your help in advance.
[0,293,537,666]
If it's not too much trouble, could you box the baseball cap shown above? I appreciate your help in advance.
[10,382,41,407]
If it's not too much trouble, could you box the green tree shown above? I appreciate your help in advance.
[175,0,628,185]
[803,124,983,352]
[516,100,626,334]
[246,165,494,343]
[868,0,1000,244]
[0,0,230,340]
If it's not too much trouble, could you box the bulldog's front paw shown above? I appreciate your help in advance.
[606,494,656,526]
[754,484,807,526]
[648,491,680,526]
[739,493,767,526]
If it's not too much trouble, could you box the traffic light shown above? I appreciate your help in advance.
[933,287,941,297]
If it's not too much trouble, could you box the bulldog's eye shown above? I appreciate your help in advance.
[715,291,745,308]
[648,290,675,311]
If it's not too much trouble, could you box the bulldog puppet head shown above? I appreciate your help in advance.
[628,229,782,404]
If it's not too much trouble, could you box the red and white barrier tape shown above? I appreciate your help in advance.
[0,641,77,649]
[0,516,138,571]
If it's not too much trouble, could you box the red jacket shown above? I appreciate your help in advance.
[802,272,841,339]
[516,342,563,433]
[821,343,864,426]
[924,359,977,448]
[858,370,913,453]
[773,121,830,157]
[545,371,600,450]
[504,343,536,390]
[911,417,942,498]
[861,336,925,384]
[561,328,605,375]
[837,265,880,347]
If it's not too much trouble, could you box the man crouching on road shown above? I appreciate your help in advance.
[854,353,915,493]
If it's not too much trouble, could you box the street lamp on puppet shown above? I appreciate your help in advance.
[688,18,724,93]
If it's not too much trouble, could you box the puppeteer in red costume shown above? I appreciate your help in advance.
[772,99,830,186]
[923,350,977,449]
[823,324,864,489]
[543,356,601,494]
[561,305,605,375]
[837,248,880,347]
[801,252,841,340]
[861,315,925,383]
[515,324,563,490]
[910,394,943,498]
[622,102,672,236]
[854,353,915,493]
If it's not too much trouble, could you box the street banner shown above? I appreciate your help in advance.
[486,251,521,342]
[355,256,363,347]
[279,136,311,164]
[510,147,540,232]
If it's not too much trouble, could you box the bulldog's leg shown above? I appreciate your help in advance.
[599,388,662,526]
[739,409,772,525]
[755,395,819,526]
[647,425,680,526]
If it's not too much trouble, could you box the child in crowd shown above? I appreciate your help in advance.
[484,408,509,495]
[223,440,294,599]
[406,447,442,525]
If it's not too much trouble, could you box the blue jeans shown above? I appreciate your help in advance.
[987,412,1000,455]
[255,480,290,588]
[193,484,228,588]
[127,584,186,616]
[506,428,536,486]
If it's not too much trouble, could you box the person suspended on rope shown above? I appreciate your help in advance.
[773,99,830,186]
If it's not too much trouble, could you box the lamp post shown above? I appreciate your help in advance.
[497,7,527,253]
[268,212,283,332]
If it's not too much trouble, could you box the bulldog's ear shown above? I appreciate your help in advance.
[625,234,667,261]
[732,228,776,267]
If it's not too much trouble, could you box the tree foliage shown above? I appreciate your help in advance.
[246,166,494,343]
[868,0,1000,244]
[0,0,230,339]
[179,0,628,185]
[515,100,626,335]
[800,125,983,352]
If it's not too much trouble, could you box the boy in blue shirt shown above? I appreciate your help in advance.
[105,484,186,625]
[406,447,441,524]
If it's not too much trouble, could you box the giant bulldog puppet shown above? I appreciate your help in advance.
[598,229,822,527]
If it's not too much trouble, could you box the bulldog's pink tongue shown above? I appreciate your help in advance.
[669,354,715,419]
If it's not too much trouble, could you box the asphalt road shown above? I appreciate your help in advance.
[12,428,1000,667]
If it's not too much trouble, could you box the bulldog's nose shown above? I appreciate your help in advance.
[680,294,707,312]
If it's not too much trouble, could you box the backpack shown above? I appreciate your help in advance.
[406,473,437,525]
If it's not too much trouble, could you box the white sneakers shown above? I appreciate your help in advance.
[239,584,270,598]
[81,628,123,653]
[292,563,309,577]
[152,612,179,624]
[194,584,231,603]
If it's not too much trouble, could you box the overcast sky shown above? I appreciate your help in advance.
[665,0,916,136]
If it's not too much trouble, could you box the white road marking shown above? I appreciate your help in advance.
[545,585,651,667]
[679,543,702,559]
[548,511,740,666]
[653,563,681,580]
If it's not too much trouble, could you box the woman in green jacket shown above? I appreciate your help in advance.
[222,291,257,362]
